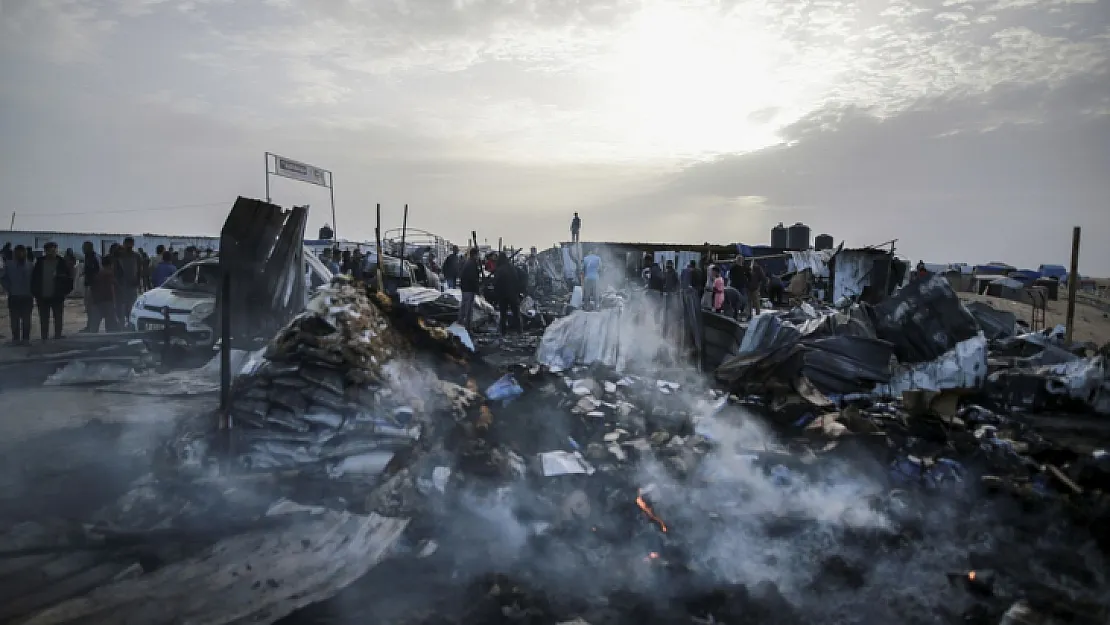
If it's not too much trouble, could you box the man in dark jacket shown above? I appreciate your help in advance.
[662,260,680,292]
[1,245,34,344]
[748,261,766,318]
[30,242,74,340]
[494,254,522,336]
[442,246,461,289]
[115,237,142,326]
[457,248,481,331]
[730,258,750,289]
[81,241,101,332]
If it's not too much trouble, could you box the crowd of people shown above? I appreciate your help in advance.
[570,248,792,322]
[0,239,213,345]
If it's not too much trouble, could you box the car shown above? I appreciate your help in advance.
[131,249,332,345]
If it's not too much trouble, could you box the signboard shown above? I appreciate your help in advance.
[273,155,328,187]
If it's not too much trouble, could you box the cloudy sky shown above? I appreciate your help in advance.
[2,0,1108,273]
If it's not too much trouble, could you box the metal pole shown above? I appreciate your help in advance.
[1064,226,1081,344]
[219,272,232,426]
[375,204,385,291]
[8,212,14,230]
[328,172,337,242]
[264,152,271,203]
[397,204,408,279]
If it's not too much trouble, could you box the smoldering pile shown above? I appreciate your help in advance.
[283,362,1110,623]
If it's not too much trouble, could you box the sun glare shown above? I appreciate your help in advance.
[606,4,807,158]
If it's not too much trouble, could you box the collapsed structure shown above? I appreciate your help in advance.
[2,211,1109,625]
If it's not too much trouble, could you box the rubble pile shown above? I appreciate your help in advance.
[9,273,1110,625]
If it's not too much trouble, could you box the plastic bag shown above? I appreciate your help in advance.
[486,374,524,402]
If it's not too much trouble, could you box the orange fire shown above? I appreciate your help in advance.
[968,571,976,581]
[643,551,660,563]
[636,489,668,533]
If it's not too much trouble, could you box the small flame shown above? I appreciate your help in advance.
[968,571,977,581]
[636,489,668,533]
[643,551,660,563]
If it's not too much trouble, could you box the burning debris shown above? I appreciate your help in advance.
[5,261,1110,625]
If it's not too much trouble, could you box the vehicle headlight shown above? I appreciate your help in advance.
[190,301,215,320]
[133,296,145,310]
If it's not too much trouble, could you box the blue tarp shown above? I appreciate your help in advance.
[1009,270,1041,284]
[1038,264,1067,279]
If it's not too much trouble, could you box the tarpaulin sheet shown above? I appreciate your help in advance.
[873,275,980,363]
[787,250,834,278]
[801,336,895,395]
[875,334,989,396]
[965,301,1017,341]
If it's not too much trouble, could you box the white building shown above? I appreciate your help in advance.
[1,230,220,256]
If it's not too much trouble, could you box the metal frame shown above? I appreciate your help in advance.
[264,152,338,241]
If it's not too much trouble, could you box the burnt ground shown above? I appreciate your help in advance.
[2,336,1109,625]
[0,388,215,525]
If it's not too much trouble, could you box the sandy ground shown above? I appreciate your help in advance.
[0,295,91,342]
[958,292,1110,345]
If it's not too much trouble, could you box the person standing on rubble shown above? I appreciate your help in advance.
[570,212,581,243]
[31,242,73,341]
[581,250,601,310]
[679,260,693,290]
[115,237,142,327]
[663,260,679,292]
[1,242,12,263]
[730,257,750,290]
[80,241,101,333]
[710,265,726,313]
[748,260,765,317]
[494,253,523,336]
[442,245,461,290]
[458,248,481,330]
[1,245,34,345]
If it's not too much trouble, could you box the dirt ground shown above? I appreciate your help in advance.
[958,292,1110,346]
[0,295,91,343]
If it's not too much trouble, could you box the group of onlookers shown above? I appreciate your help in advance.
[1,239,210,345]
[1,241,76,344]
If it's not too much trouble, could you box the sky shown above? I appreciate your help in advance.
[1,0,1108,274]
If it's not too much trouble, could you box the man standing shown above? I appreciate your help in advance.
[457,248,481,331]
[1,242,12,263]
[748,260,766,317]
[494,254,522,336]
[30,242,73,341]
[570,212,581,243]
[442,245,460,290]
[115,237,142,326]
[680,260,696,290]
[730,257,749,290]
[663,260,679,292]
[81,241,101,332]
[138,248,151,291]
[1,245,34,344]
[88,254,120,332]
[152,251,177,288]
[581,250,601,310]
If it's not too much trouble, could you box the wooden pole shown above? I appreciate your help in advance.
[1064,226,1081,344]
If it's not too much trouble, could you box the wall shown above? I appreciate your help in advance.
[3,230,220,256]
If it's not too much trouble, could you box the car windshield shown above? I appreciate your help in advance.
[164,262,220,293]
